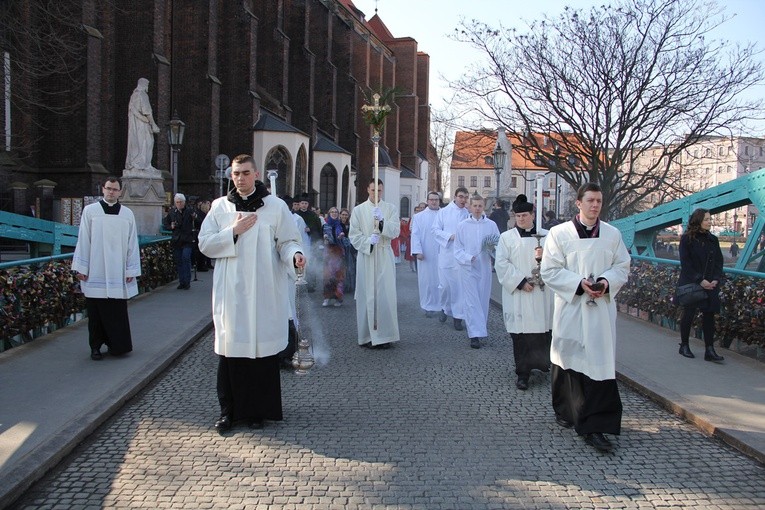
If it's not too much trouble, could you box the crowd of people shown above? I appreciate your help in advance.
[83,160,741,455]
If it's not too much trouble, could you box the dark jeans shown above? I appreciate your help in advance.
[173,244,193,285]
[680,307,715,347]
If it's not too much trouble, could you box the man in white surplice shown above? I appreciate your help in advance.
[349,179,400,348]
[410,191,441,317]
[495,194,553,391]
[454,195,500,349]
[199,154,306,434]
[540,182,630,453]
[73,176,141,361]
[432,187,470,331]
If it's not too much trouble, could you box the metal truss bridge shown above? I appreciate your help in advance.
[610,168,765,273]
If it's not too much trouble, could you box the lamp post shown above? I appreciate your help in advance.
[166,111,186,195]
[493,144,506,200]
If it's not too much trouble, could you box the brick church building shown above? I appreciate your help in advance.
[0,0,436,224]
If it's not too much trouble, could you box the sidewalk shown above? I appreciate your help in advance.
[0,271,763,508]
[490,278,765,465]
[0,273,214,508]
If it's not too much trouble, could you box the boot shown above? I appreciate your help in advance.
[678,343,694,358]
[704,346,724,362]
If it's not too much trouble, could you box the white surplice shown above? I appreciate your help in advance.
[409,207,440,312]
[198,195,303,359]
[432,201,469,318]
[349,199,400,345]
[540,221,631,381]
[495,228,553,334]
[72,202,141,299]
[454,214,500,338]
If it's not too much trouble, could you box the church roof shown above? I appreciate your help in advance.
[400,165,419,179]
[378,146,393,167]
[252,110,308,136]
[366,14,395,42]
[314,135,352,155]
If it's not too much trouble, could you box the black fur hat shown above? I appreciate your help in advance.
[512,194,533,213]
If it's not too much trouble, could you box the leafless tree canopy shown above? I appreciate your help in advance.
[450,0,764,219]
[0,1,88,150]
[430,105,459,193]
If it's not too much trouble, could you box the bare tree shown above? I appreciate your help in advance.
[450,0,764,219]
[430,105,457,195]
[0,1,93,151]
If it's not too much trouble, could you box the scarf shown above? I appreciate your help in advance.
[227,181,269,212]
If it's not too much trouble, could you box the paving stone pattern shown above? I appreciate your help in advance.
[12,267,765,509]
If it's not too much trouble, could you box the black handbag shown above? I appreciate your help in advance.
[675,283,707,306]
[675,253,709,307]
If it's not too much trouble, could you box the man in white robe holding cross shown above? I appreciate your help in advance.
[349,179,400,349]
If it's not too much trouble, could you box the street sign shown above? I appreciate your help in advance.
[215,153,230,170]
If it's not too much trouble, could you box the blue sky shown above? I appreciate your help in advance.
[352,0,765,126]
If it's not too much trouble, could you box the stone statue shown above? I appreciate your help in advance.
[125,78,161,172]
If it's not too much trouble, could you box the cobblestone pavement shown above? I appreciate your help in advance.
[12,266,765,509]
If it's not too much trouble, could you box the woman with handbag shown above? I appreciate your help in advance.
[677,208,725,362]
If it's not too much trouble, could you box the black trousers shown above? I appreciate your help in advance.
[86,297,132,354]
[680,308,715,347]
[511,331,551,376]
[217,354,283,422]
[551,364,622,435]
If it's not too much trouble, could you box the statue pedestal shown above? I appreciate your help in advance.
[120,170,167,236]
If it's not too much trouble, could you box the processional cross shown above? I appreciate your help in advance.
[361,92,391,330]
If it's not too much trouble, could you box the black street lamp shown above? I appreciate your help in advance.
[493,144,506,200]
[166,110,186,195]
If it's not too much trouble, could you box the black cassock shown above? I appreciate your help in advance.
[86,201,133,355]
[215,182,283,424]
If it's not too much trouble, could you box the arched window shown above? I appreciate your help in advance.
[400,196,411,219]
[294,145,307,196]
[341,166,350,208]
[319,163,337,212]
[264,146,292,197]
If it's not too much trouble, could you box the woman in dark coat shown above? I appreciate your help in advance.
[677,208,725,362]
[339,208,356,293]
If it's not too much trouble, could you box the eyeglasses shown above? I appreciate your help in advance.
[103,186,121,192]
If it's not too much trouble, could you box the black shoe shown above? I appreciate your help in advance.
[214,416,231,434]
[516,377,529,390]
[90,348,103,361]
[704,346,724,362]
[453,318,464,331]
[177,284,184,289]
[248,419,264,430]
[439,311,448,323]
[584,433,613,452]
[425,311,436,318]
[555,416,573,429]
[470,337,480,349]
[371,343,392,350]
[679,343,695,358]
[360,342,372,349]
[197,267,208,272]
